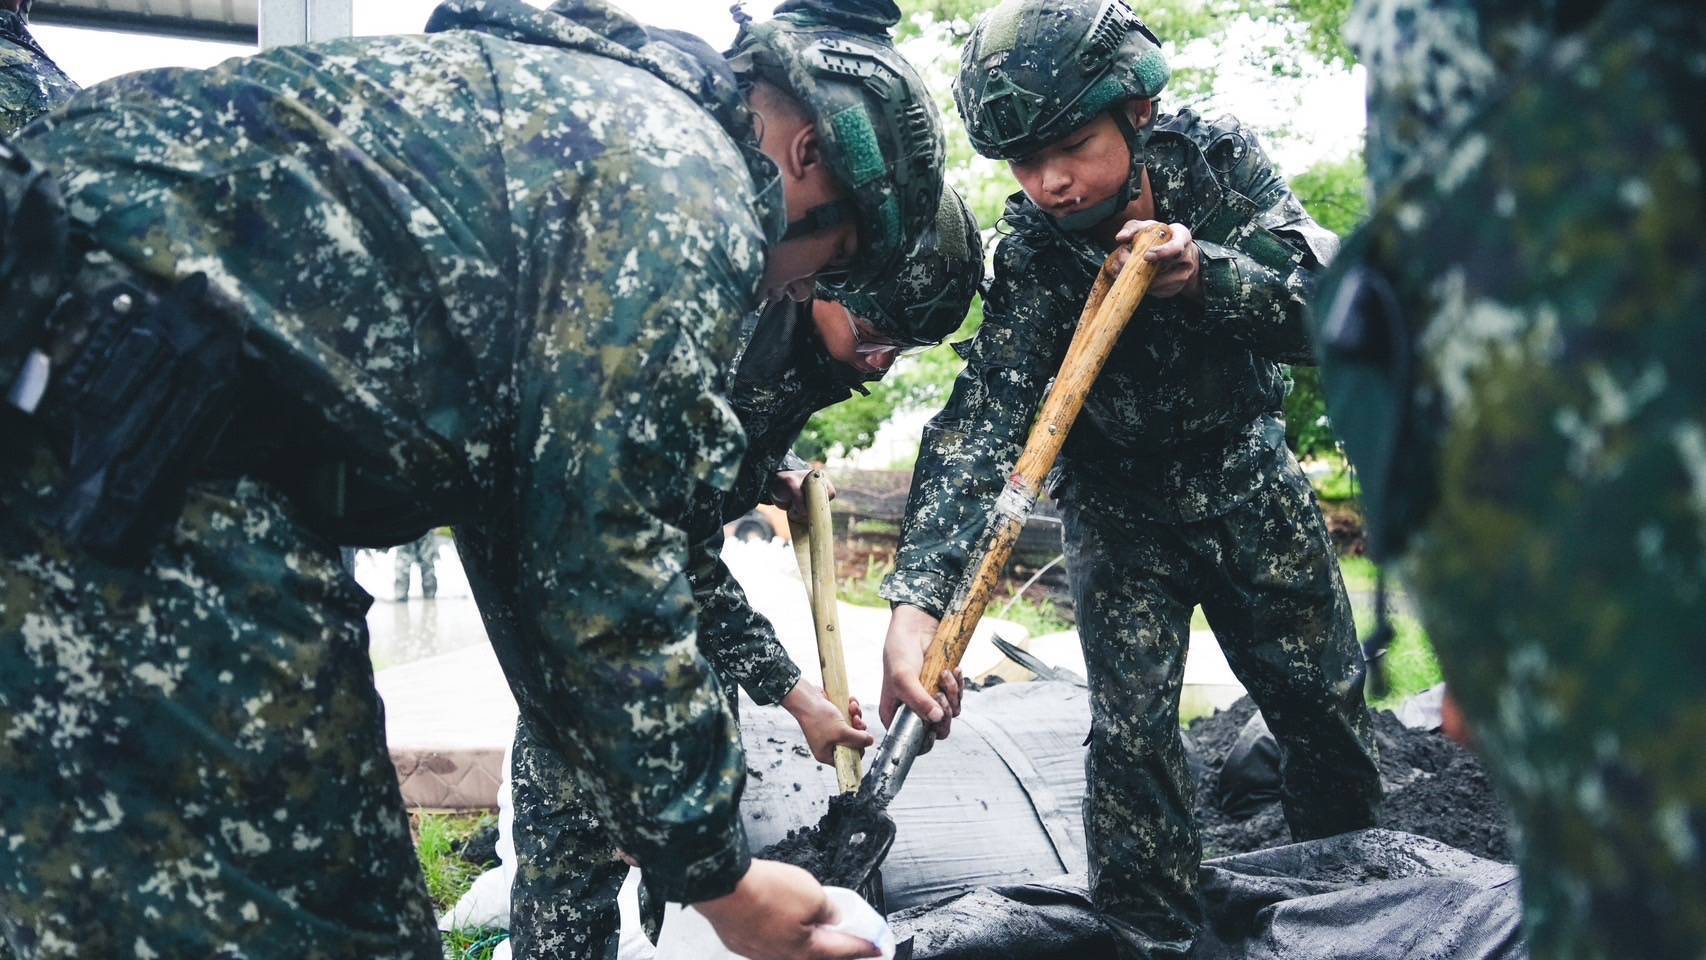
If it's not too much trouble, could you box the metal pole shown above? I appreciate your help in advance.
[259,0,351,48]
[306,0,353,42]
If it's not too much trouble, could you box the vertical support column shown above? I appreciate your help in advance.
[305,0,353,42]
[259,0,352,48]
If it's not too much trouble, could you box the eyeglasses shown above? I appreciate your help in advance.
[846,312,933,363]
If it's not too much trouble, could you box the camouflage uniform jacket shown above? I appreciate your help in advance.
[0,10,76,137]
[17,0,783,902]
[883,110,1337,616]
[690,302,854,705]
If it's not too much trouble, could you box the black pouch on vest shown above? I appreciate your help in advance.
[41,272,241,564]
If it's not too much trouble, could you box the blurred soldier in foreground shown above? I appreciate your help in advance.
[0,0,943,956]
[1315,2,1705,956]
[0,0,74,138]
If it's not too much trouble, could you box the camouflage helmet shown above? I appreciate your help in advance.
[955,0,1170,161]
[828,186,982,347]
[729,1,946,291]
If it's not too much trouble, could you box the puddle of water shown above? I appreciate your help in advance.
[356,537,491,671]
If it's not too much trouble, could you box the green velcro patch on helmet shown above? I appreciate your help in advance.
[936,195,971,255]
[878,194,902,249]
[1079,74,1131,119]
[829,104,885,187]
[1135,55,1170,96]
[980,1,1026,56]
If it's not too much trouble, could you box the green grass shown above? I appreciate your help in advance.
[1313,466,1362,503]
[991,594,1073,636]
[413,811,504,960]
[840,555,1073,637]
[1338,553,1380,593]
[1366,613,1443,709]
[1303,449,1363,503]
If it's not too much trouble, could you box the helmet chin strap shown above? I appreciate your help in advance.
[1053,106,1151,234]
[780,197,859,242]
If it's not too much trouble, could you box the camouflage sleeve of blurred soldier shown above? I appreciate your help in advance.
[1314,1,1706,956]
[0,0,77,137]
[689,523,802,706]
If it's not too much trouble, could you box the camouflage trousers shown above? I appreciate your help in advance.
[508,718,626,959]
[508,679,738,957]
[0,438,440,959]
[1057,453,1382,959]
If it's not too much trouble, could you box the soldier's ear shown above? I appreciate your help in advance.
[786,123,825,180]
[1125,98,1154,128]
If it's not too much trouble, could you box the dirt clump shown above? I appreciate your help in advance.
[1187,696,1512,862]
[757,793,889,886]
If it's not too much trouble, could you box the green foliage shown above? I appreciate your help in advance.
[1289,152,1370,237]
[993,593,1073,636]
[1284,365,1337,459]
[415,811,504,959]
[1312,456,1362,503]
[1270,0,1357,67]
[1369,614,1443,709]
[852,518,902,536]
[793,387,896,461]
[839,555,897,607]
[1284,153,1370,458]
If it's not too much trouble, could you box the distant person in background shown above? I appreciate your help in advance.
[0,0,77,137]
[395,530,439,600]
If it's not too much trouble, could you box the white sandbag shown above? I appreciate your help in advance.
[655,886,894,960]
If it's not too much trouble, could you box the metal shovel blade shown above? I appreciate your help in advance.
[816,707,931,892]
[819,801,897,891]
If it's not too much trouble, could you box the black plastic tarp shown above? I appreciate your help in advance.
[890,830,1526,960]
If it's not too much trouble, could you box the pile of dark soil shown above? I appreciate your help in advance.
[1187,697,1512,862]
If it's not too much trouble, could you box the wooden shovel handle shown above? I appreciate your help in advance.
[795,470,863,793]
[917,225,1171,694]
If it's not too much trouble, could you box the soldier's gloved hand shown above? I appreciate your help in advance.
[771,468,837,525]
[783,681,874,765]
[1112,219,1202,300]
[880,603,963,744]
[697,860,882,960]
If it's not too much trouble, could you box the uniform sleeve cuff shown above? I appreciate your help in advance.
[1196,241,1250,326]
[878,570,951,620]
[745,656,803,706]
[643,817,753,904]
